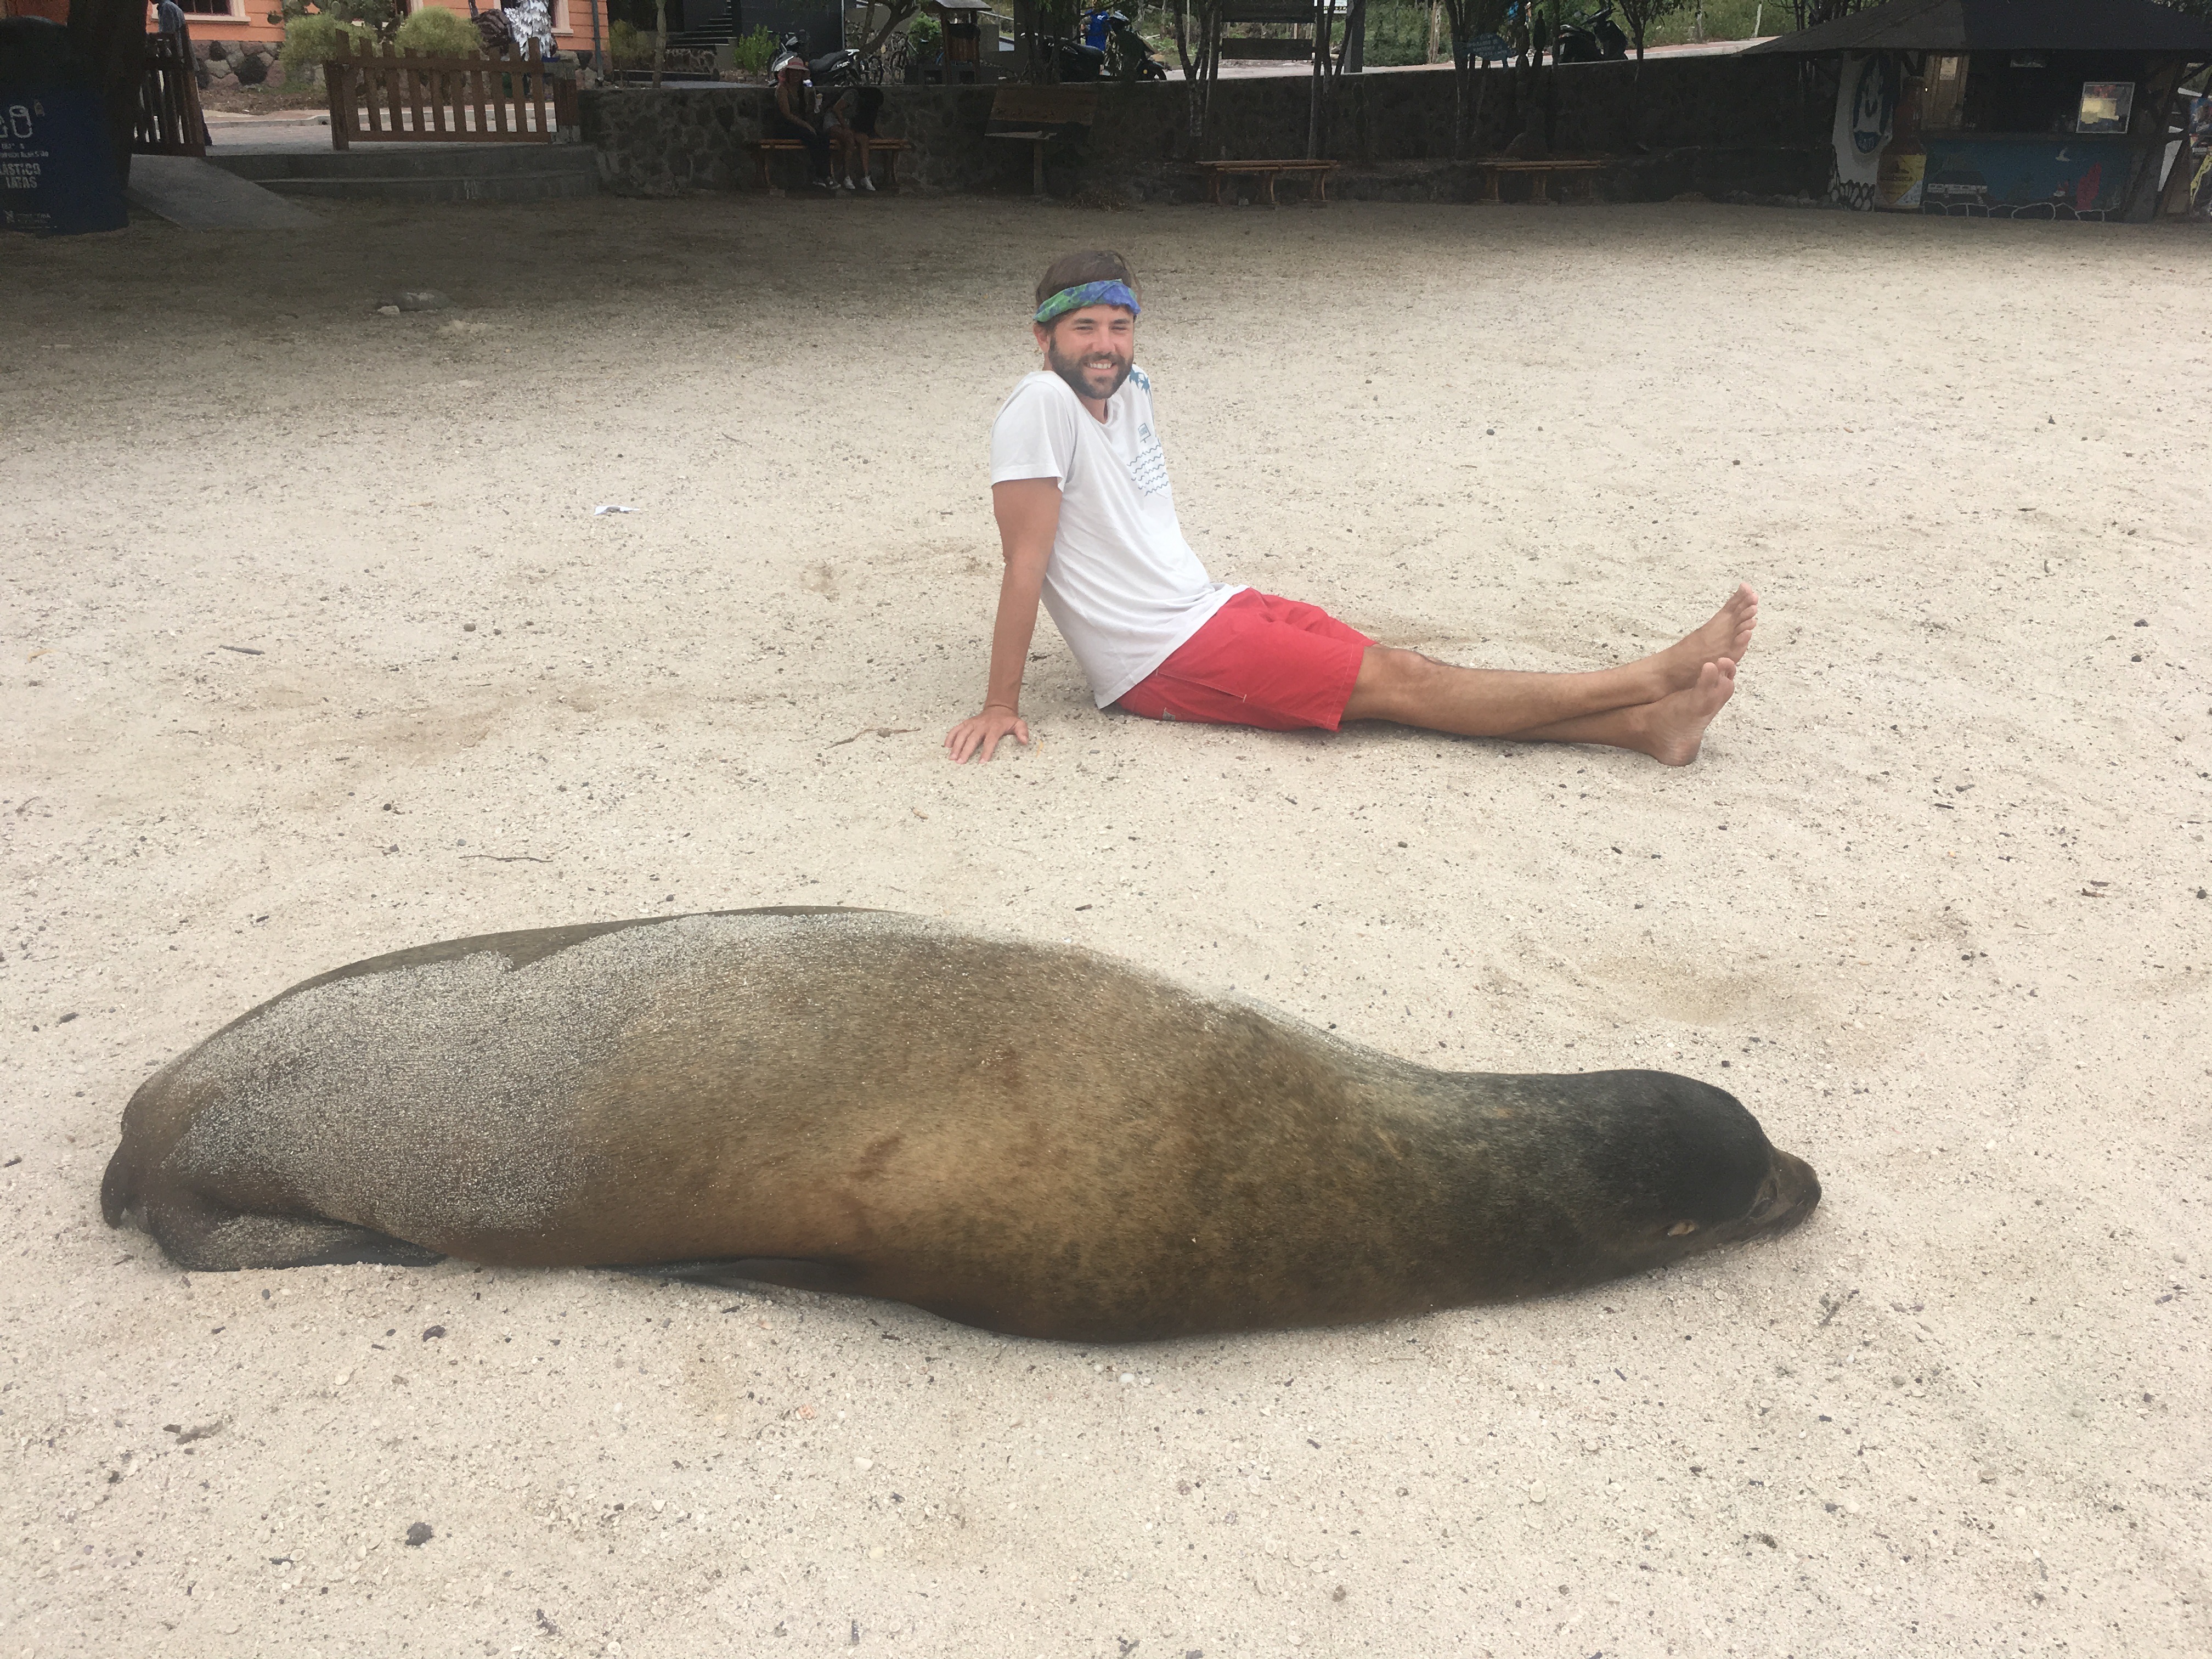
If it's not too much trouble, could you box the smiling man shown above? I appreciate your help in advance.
[944,250,1754,766]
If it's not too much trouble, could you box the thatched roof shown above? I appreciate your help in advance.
[1741,0,2212,56]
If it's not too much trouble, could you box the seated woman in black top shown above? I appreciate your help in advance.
[770,53,833,189]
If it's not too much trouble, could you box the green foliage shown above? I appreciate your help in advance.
[1613,0,1688,54]
[905,12,941,59]
[392,5,482,57]
[278,12,376,78]
[1646,0,1774,46]
[733,25,780,74]
[607,19,653,67]
[1363,3,1438,67]
[265,0,403,44]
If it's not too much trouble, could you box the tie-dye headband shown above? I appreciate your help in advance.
[1033,280,1141,325]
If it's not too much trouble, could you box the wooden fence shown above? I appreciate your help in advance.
[133,32,208,158]
[324,40,579,149]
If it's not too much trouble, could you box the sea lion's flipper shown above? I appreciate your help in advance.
[133,1197,445,1272]
[617,1257,865,1295]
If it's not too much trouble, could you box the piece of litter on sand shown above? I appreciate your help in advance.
[827,726,921,748]
[218,644,265,656]
[593,504,639,516]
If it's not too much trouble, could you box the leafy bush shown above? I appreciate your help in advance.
[278,13,376,80]
[905,12,940,59]
[393,5,482,56]
[732,25,778,74]
[266,0,400,44]
[607,19,653,67]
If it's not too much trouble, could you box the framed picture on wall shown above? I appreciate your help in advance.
[2076,82,2134,135]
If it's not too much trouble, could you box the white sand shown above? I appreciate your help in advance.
[5,196,2208,1657]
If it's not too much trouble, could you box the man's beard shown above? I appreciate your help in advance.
[1046,337,1132,403]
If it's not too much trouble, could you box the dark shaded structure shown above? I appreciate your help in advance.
[1747,0,2212,218]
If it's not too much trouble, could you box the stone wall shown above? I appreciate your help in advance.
[582,57,1833,201]
[191,37,293,94]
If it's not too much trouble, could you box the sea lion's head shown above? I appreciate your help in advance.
[1546,1070,1821,1278]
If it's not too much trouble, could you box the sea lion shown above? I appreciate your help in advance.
[101,908,1819,1342]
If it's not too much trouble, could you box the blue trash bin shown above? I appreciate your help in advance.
[1,18,128,236]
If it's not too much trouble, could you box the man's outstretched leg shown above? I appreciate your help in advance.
[1340,585,1756,766]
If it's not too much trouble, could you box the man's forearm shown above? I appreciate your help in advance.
[981,560,1046,710]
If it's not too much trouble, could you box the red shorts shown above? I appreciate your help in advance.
[1116,589,1374,733]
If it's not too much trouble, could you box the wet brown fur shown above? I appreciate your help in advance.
[101,909,1820,1342]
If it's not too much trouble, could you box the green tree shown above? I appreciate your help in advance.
[1438,0,1513,157]
[1612,0,1686,59]
[1165,0,1218,140]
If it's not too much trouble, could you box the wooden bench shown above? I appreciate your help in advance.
[752,137,909,193]
[1192,158,1338,207]
[1472,159,1609,205]
[985,84,1097,200]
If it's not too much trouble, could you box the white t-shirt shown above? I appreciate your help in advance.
[989,366,1243,707]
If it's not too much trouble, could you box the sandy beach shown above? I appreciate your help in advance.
[4,194,2209,1657]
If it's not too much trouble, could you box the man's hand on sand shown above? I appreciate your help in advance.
[945,707,1031,764]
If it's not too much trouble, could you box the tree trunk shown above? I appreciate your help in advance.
[1426,1,1441,65]
[1308,4,1327,158]
[858,2,919,58]
[1343,0,1365,75]
[66,0,143,189]
[1451,38,1471,159]
[652,0,666,88]
[1169,1,1207,144]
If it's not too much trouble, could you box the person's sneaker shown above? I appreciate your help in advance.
[859,175,876,193]
[841,176,857,191]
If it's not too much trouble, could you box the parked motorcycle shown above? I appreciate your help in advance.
[1086,9,1169,81]
[809,46,882,86]
[1050,10,1166,82]
[1553,4,1627,63]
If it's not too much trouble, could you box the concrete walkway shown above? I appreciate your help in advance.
[125,154,319,229]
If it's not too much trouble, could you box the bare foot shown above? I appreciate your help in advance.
[1632,658,1737,766]
[1646,584,1757,694]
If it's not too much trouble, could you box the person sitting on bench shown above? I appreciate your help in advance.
[944,250,1756,768]
[820,86,882,193]
[770,52,834,190]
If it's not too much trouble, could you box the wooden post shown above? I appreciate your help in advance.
[327,36,352,150]
[402,47,427,138]
[1307,2,1323,160]
[471,53,492,138]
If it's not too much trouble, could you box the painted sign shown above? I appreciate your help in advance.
[2075,82,2134,137]
[1919,141,2128,219]
[1875,70,1926,211]
[1878,151,1926,210]
[1829,53,1895,210]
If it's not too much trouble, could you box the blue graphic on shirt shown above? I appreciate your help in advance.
[1124,366,1167,495]
[1128,419,1170,496]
